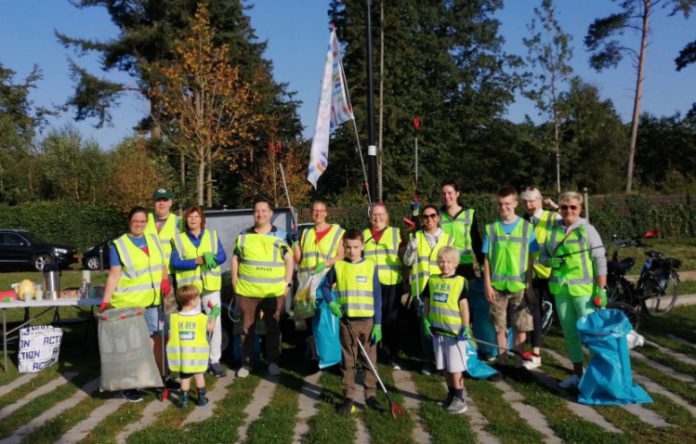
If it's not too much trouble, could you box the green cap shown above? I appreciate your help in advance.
[152,188,173,200]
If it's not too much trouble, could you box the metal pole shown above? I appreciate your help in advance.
[365,0,378,204]
[583,187,590,223]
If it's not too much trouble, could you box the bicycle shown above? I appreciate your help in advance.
[606,234,682,331]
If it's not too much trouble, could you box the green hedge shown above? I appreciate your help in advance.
[0,202,126,251]
[328,194,696,241]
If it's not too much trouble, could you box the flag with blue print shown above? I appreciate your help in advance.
[308,28,354,189]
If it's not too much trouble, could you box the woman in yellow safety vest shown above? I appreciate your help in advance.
[404,204,454,375]
[440,180,484,280]
[541,191,607,390]
[293,201,345,274]
[171,206,227,378]
[363,203,405,368]
[100,206,170,402]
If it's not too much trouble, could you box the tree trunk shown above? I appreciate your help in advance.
[180,153,186,186]
[197,158,206,206]
[206,154,212,208]
[377,0,385,202]
[626,0,650,194]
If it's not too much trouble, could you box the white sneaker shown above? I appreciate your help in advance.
[446,397,468,414]
[558,374,579,389]
[236,366,250,378]
[268,362,281,376]
[522,355,542,370]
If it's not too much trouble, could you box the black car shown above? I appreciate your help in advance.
[82,235,119,270]
[0,229,78,271]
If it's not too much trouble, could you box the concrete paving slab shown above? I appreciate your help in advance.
[0,373,39,398]
[291,371,321,444]
[181,372,236,426]
[0,371,78,421]
[237,375,277,443]
[53,396,126,444]
[392,369,430,443]
[496,380,562,444]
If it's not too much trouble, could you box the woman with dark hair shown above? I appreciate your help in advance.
[440,180,483,280]
[100,206,170,402]
[171,205,227,377]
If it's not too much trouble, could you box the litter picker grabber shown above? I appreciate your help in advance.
[340,315,404,419]
[467,335,532,361]
[158,288,169,401]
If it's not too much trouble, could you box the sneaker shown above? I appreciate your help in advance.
[390,360,402,371]
[558,374,580,390]
[522,355,542,370]
[209,362,227,378]
[446,397,468,414]
[437,392,454,408]
[237,366,251,378]
[164,377,181,390]
[179,392,189,409]
[337,398,356,416]
[123,389,143,403]
[421,364,436,376]
[487,372,503,382]
[268,362,281,376]
[366,396,385,412]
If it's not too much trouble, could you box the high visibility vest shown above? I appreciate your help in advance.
[111,233,164,308]
[546,224,595,297]
[363,226,403,285]
[334,259,376,318]
[235,233,288,298]
[410,230,454,297]
[427,274,466,336]
[173,229,222,292]
[486,219,533,293]
[531,210,555,279]
[441,208,475,264]
[299,225,345,274]
[145,213,180,273]
[166,312,209,373]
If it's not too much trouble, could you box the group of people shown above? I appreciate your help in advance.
[97,182,607,414]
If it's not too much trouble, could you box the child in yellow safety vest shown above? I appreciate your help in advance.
[423,246,471,414]
[166,285,220,408]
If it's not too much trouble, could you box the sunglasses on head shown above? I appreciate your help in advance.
[560,204,579,211]
[422,213,438,219]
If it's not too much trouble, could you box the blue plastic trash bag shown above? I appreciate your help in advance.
[576,309,652,406]
[465,339,498,379]
[312,298,341,369]
[468,278,498,358]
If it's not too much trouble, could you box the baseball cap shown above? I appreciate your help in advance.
[152,188,173,200]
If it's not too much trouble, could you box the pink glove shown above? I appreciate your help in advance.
[161,278,171,297]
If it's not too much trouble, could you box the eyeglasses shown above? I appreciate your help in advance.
[422,213,438,219]
[560,204,579,211]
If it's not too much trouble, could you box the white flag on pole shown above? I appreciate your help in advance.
[307,28,354,189]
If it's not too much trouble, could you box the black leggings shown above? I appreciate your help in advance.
[530,278,550,348]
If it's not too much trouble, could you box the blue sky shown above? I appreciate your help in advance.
[1,1,694,149]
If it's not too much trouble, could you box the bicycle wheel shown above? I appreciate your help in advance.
[642,270,680,317]
[607,301,641,331]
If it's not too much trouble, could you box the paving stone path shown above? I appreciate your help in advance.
[291,371,321,444]
[392,369,430,443]
[644,339,696,367]
[459,382,502,444]
[496,380,563,444]
[181,372,236,426]
[237,375,278,443]
[0,376,100,444]
[632,373,696,418]
[630,350,695,383]
[0,371,78,421]
[0,373,38,398]
[54,396,127,444]
[350,381,370,444]
[116,395,176,443]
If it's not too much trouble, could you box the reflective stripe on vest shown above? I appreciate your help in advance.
[112,233,163,308]
[173,229,222,292]
[547,224,594,296]
[532,210,555,279]
[236,233,288,298]
[363,226,403,285]
[487,219,532,293]
[299,225,345,273]
[428,275,466,336]
[440,208,475,264]
[410,230,454,297]
[335,259,376,318]
[166,312,209,373]
[145,213,179,273]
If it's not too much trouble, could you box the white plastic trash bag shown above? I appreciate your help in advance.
[18,326,63,373]
[626,329,645,349]
[98,307,163,391]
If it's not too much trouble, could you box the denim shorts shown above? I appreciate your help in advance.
[143,306,165,335]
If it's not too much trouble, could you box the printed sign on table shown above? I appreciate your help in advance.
[18,325,63,373]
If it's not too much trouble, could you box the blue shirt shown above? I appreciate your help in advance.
[170,230,227,271]
[481,217,539,254]
[109,234,149,267]
[320,258,383,324]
